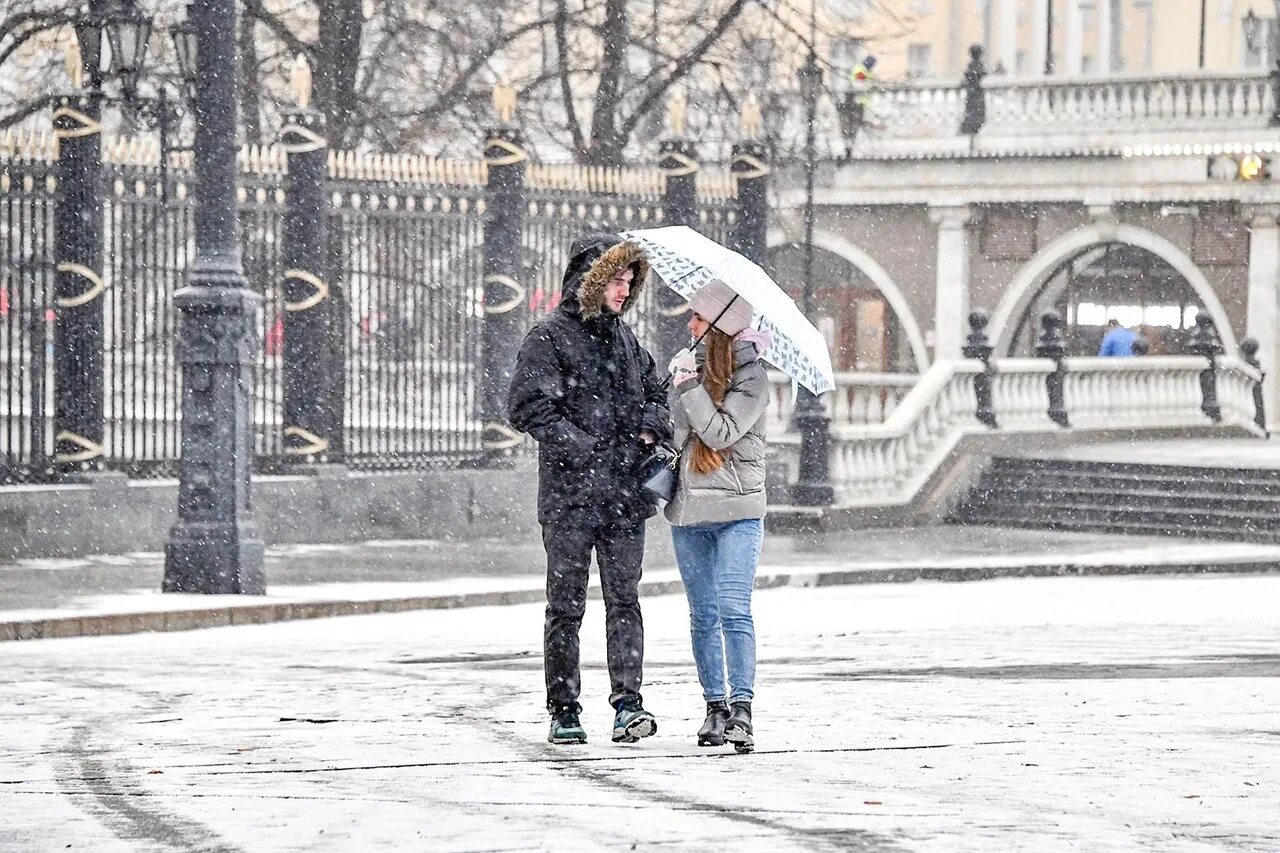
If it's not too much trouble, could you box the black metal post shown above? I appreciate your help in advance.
[1270,59,1280,127]
[480,125,529,462]
[1034,310,1070,427]
[658,138,698,364]
[280,107,340,464]
[1240,336,1268,434]
[792,34,834,508]
[963,310,997,428]
[729,138,770,266]
[1188,312,1223,423]
[1198,0,1208,69]
[51,93,105,474]
[959,45,987,137]
[163,0,266,594]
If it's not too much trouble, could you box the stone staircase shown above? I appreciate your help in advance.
[951,455,1280,543]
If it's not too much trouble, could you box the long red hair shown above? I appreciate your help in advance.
[689,327,735,475]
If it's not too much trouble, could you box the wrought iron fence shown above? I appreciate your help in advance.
[0,127,749,483]
[0,138,57,483]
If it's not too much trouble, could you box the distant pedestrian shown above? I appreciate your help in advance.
[665,279,771,754]
[507,233,672,746]
[839,54,877,161]
[1098,319,1138,357]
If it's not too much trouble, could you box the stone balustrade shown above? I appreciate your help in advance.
[771,353,1265,509]
[765,371,916,437]
[786,69,1280,160]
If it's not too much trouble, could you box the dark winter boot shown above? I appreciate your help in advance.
[697,701,730,747]
[548,704,587,745]
[723,701,753,753]
[611,697,657,743]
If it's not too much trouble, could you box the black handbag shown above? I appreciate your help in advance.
[639,445,680,503]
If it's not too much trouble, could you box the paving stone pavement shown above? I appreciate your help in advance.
[1,573,1277,851]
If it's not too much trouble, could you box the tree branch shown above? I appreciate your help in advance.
[554,0,585,156]
[619,0,755,140]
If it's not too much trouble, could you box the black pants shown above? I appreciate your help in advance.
[542,518,646,712]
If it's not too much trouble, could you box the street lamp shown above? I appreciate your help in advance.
[162,0,266,594]
[103,4,152,99]
[169,11,198,88]
[790,7,834,508]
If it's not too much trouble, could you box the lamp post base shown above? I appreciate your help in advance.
[163,521,265,594]
[792,387,834,508]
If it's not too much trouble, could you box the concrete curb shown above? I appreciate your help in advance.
[3,559,1278,643]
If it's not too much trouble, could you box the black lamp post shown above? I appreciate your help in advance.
[790,14,834,508]
[162,0,266,594]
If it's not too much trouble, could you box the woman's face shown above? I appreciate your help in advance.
[687,312,711,340]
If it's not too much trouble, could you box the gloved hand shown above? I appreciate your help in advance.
[668,347,698,387]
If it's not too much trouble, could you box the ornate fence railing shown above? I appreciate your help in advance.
[0,122,751,484]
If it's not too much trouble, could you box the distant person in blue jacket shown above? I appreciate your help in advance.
[1098,319,1138,356]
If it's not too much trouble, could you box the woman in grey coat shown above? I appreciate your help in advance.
[665,279,771,754]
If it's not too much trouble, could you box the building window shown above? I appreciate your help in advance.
[830,37,864,93]
[907,43,932,78]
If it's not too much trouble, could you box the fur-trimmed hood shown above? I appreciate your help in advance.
[559,233,651,320]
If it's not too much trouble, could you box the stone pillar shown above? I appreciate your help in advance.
[929,204,971,361]
[1096,0,1113,74]
[1032,0,1051,75]
[1246,207,1280,430]
[658,138,698,363]
[479,124,529,461]
[279,107,341,463]
[1066,0,1084,75]
[51,94,105,474]
[729,139,769,267]
[999,0,1019,74]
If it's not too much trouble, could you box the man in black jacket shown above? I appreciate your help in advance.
[508,233,672,746]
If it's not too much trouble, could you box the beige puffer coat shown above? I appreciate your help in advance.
[664,339,770,527]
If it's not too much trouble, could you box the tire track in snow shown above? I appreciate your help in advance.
[53,697,242,853]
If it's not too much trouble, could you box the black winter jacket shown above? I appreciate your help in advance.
[507,234,673,526]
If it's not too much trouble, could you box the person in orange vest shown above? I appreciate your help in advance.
[839,55,877,161]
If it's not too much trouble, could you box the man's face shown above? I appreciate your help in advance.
[603,267,634,314]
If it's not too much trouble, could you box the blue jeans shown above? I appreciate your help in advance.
[670,518,764,704]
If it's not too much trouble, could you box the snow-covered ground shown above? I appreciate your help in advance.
[2,574,1278,851]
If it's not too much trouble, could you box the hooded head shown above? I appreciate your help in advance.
[560,232,651,320]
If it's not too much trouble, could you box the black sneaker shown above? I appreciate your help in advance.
[611,697,657,743]
[548,704,587,744]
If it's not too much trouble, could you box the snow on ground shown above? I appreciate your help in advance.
[1,574,1278,852]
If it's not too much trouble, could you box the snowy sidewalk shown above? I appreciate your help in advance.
[4,525,1280,642]
[1,574,1277,851]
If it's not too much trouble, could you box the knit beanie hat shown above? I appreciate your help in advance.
[689,279,753,336]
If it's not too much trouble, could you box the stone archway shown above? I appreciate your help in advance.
[767,228,931,371]
[989,222,1237,356]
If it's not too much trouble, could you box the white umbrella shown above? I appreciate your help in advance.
[621,226,835,394]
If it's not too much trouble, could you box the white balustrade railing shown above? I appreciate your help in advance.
[816,70,1279,153]
[1218,356,1265,428]
[765,370,916,436]
[1061,356,1210,429]
[989,358,1056,430]
[772,354,1266,509]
